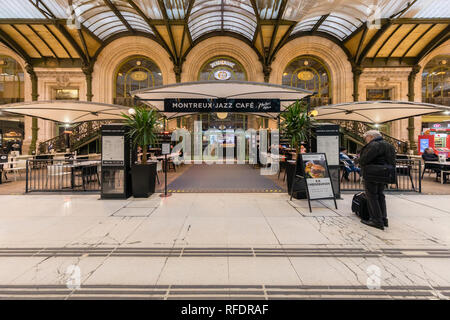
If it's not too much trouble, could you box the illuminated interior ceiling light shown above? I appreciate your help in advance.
[303,60,309,66]
[374,124,380,128]
[444,110,450,115]
[216,112,228,119]
[128,108,136,115]
[136,60,142,66]
[441,60,447,65]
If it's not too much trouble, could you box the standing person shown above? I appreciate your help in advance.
[358,130,396,230]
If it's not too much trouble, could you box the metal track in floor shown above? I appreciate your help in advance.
[0,285,447,300]
[0,247,449,258]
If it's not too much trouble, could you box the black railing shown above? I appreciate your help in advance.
[26,159,101,193]
[336,121,409,153]
[340,159,422,193]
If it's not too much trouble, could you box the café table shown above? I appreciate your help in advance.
[424,161,450,184]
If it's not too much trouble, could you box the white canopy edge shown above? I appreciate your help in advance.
[0,100,130,124]
[133,81,313,116]
[313,101,450,124]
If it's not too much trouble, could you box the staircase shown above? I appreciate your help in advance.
[39,120,113,154]
[336,121,409,153]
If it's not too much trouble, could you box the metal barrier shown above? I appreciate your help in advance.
[26,159,101,193]
[340,159,422,193]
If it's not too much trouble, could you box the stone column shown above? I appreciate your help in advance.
[25,64,39,155]
[352,65,363,102]
[174,64,182,83]
[263,64,272,83]
[82,64,93,101]
[407,65,421,153]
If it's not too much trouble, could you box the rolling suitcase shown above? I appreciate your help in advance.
[351,192,370,221]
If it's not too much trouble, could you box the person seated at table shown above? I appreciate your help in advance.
[340,147,361,181]
[422,147,440,176]
[422,148,439,161]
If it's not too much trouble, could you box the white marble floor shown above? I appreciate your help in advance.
[0,193,450,299]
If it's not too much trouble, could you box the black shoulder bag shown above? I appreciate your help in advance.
[363,163,396,184]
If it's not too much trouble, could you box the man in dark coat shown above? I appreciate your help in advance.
[358,130,396,230]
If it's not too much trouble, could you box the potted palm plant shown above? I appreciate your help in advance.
[122,107,160,198]
[280,100,314,199]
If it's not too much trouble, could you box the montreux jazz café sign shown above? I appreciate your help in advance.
[164,98,280,113]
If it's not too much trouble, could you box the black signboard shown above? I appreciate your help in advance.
[290,153,338,213]
[164,99,280,113]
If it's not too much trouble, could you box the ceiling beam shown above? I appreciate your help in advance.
[125,0,174,61]
[43,24,74,59]
[357,20,392,65]
[416,25,450,63]
[27,24,58,59]
[10,24,45,58]
[386,24,419,60]
[372,24,402,60]
[392,18,450,24]
[355,25,368,62]
[53,23,89,64]
[157,0,178,61]
[184,0,195,47]
[267,0,289,62]
[311,14,329,32]
[269,22,296,63]
[103,0,134,33]
[390,0,419,19]
[0,28,32,63]
[77,28,90,63]
[28,0,55,19]
[401,24,435,61]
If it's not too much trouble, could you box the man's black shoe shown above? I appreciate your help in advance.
[383,219,389,227]
[361,219,384,230]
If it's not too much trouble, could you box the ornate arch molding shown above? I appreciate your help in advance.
[415,39,450,102]
[0,43,31,102]
[271,36,353,104]
[92,36,175,104]
[181,36,264,82]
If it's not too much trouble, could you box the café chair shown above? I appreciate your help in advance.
[3,159,28,181]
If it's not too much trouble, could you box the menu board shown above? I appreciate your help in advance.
[301,153,335,200]
[102,136,124,165]
[317,135,339,166]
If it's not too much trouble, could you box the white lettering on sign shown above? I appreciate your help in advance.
[210,60,236,69]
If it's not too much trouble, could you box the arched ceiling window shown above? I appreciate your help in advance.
[115,56,163,100]
[282,55,331,105]
[422,55,450,105]
[189,0,257,41]
[0,55,24,105]
[198,56,247,81]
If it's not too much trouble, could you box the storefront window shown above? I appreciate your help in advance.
[0,55,24,153]
[282,55,331,106]
[422,55,450,106]
[55,89,79,100]
[198,56,247,81]
[367,89,391,101]
[114,56,163,105]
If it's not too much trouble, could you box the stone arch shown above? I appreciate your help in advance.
[271,36,353,103]
[181,36,264,82]
[92,36,175,104]
[0,43,31,102]
[415,39,450,103]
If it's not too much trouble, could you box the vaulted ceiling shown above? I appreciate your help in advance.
[0,0,449,71]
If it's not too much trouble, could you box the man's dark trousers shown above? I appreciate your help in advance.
[364,181,386,225]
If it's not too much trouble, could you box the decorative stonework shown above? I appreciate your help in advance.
[270,36,353,104]
[92,36,175,104]
[181,36,264,82]
[375,76,390,88]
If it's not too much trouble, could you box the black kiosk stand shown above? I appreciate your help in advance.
[100,124,132,199]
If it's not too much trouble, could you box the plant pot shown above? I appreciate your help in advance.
[286,162,308,199]
[131,162,157,198]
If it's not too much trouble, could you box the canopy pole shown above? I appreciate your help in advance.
[407,65,421,153]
